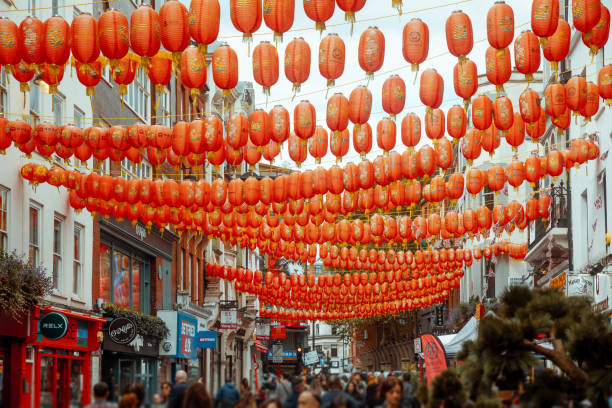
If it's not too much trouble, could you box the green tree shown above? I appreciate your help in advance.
[457,286,612,407]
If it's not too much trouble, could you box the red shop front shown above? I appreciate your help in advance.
[26,305,105,408]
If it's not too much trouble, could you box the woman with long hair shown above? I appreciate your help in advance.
[183,382,213,408]
[375,377,403,408]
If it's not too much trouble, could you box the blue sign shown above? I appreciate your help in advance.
[177,311,198,359]
[197,330,217,349]
[267,350,297,360]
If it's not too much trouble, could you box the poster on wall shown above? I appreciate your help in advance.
[220,310,237,330]
[567,274,594,297]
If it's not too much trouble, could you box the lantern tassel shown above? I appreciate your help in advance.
[90,95,94,116]
[345,12,356,36]
[243,34,253,56]
[274,32,283,44]
[291,83,301,101]
[392,0,403,15]
[316,22,326,34]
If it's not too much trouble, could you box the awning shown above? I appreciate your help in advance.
[440,316,479,356]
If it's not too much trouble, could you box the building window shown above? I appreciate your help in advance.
[99,243,149,312]
[315,324,319,335]
[331,326,337,336]
[52,0,63,16]
[53,94,65,126]
[126,70,150,121]
[53,216,64,291]
[73,225,83,296]
[363,330,368,340]
[331,347,338,358]
[28,0,37,16]
[29,205,40,267]
[121,158,152,180]
[74,105,84,128]
[158,87,171,127]
[0,187,7,251]
[0,67,7,114]
[29,81,40,126]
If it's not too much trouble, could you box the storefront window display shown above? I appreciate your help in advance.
[99,244,148,313]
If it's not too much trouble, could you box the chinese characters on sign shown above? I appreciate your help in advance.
[220,310,237,330]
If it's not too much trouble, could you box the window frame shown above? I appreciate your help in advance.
[120,158,152,180]
[52,93,65,127]
[0,187,8,251]
[157,86,171,127]
[126,69,150,122]
[29,204,41,267]
[73,105,85,129]
[0,67,7,115]
[73,224,83,297]
[53,215,65,292]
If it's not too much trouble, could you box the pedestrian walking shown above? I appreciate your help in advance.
[260,397,283,408]
[118,393,139,408]
[276,373,292,403]
[152,381,172,407]
[124,383,145,408]
[283,376,305,408]
[297,391,321,408]
[320,375,360,408]
[375,377,402,408]
[168,370,190,408]
[216,377,241,408]
[85,382,117,408]
[184,382,213,408]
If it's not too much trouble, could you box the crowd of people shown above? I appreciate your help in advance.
[85,370,419,408]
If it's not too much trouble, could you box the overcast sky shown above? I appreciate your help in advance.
[181,0,532,170]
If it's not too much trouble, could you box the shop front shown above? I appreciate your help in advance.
[0,311,30,408]
[28,305,105,408]
[158,311,200,381]
[100,319,159,404]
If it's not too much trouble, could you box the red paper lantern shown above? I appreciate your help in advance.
[472,94,493,132]
[230,0,262,43]
[579,81,599,121]
[583,4,610,56]
[425,109,445,143]
[284,37,311,94]
[531,0,559,43]
[402,18,429,74]
[420,68,444,111]
[566,75,587,114]
[269,105,290,145]
[19,16,44,66]
[514,30,541,82]
[294,100,316,141]
[71,13,99,66]
[493,96,514,132]
[544,82,567,118]
[263,0,294,42]
[461,129,481,165]
[543,18,570,72]
[485,46,511,93]
[353,123,372,159]
[598,64,612,106]
[188,0,221,54]
[376,118,396,154]
[130,4,161,66]
[303,0,334,32]
[487,1,515,50]
[252,41,279,95]
[288,132,307,166]
[44,16,71,68]
[327,93,350,136]
[160,0,190,60]
[505,113,525,152]
[319,33,345,87]
[212,43,239,94]
[309,126,328,164]
[349,86,372,127]
[180,46,206,99]
[447,105,467,142]
[382,75,406,120]
[453,58,477,108]
[572,0,601,36]
[445,10,473,60]
[358,27,385,80]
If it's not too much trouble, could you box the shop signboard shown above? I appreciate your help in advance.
[197,331,218,349]
[267,349,297,361]
[220,310,237,330]
[40,312,69,340]
[304,350,319,366]
[270,325,286,339]
[177,311,198,359]
[108,317,137,345]
[567,274,594,297]
[256,323,270,341]
[272,344,283,364]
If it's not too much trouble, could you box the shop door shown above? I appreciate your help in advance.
[39,351,85,408]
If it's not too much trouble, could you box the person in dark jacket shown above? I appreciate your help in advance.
[321,375,361,408]
[283,376,305,408]
[365,375,382,408]
[216,378,241,408]
[167,371,189,408]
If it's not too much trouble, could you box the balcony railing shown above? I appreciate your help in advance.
[528,182,569,248]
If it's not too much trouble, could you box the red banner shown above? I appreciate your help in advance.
[420,333,447,386]
[270,325,287,339]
